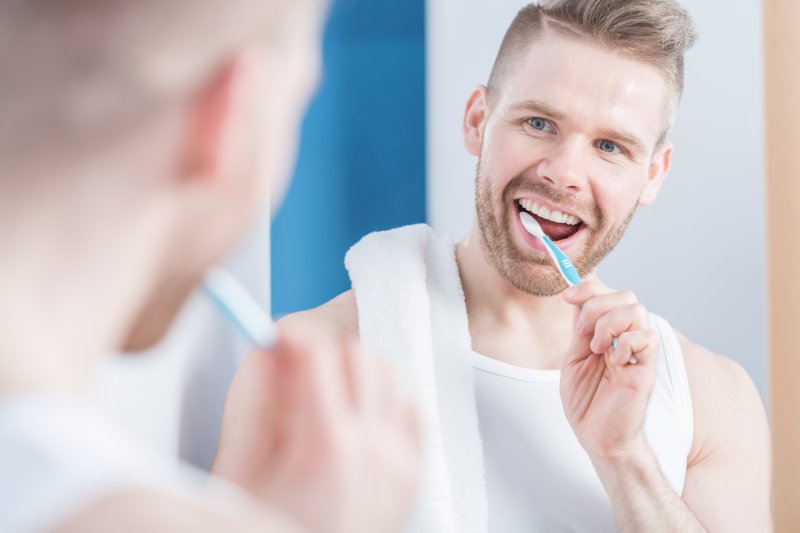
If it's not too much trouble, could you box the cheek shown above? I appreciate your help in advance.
[480,137,528,190]
[589,167,646,222]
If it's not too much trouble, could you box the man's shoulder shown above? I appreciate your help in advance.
[675,331,756,398]
[674,330,766,465]
[277,290,359,342]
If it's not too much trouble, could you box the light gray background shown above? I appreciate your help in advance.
[426,0,768,402]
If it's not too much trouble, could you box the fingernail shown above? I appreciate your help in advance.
[564,287,577,298]
[576,318,585,333]
[590,338,600,352]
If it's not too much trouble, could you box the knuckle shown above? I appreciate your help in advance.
[621,289,638,303]
[632,302,647,320]
[582,297,601,317]
[595,313,612,332]
[617,331,632,349]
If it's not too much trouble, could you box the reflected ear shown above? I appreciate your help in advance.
[463,85,490,156]
[639,142,672,206]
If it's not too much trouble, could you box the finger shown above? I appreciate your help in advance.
[279,336,345,441]
[590,303,649,354]
[307,339,349,417]
[342,338,384,414]
[610,329,660,367]
[338,337,362,409]
[562,280,616,307]
[403,401,424,458]
[214,349,279,478]
[373,357,401,419]
[575,290,640,337]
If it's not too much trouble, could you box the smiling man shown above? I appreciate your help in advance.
[218,1,771,531]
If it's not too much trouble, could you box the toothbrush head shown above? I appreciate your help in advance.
[520,211,546,240]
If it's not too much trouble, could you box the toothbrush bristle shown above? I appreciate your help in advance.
[520,211,545,238]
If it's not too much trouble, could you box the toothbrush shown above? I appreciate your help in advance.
[519,211,636,364]
[202,267,278,350]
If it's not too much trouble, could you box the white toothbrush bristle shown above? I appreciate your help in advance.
[520,211,545,239]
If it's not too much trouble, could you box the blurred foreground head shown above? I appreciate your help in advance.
[0,0,326,353]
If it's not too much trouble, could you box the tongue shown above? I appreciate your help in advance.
[532,213,581,241]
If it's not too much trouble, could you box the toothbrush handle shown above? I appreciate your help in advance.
[541,237,633,362]
[542,235,582,286]
[202,268,278,350]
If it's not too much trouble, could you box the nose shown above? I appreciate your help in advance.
[537,137,588,192]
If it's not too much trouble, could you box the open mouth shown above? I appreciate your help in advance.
[516,199,584,242]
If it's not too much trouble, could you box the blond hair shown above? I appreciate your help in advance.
[0,0,317,163]
[488,0,697,142]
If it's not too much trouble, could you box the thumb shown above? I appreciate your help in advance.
[214,348,279,483]
[563,304,593,367]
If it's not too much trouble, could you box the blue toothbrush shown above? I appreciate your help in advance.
[520,211,636,364]
[202,267,278,350]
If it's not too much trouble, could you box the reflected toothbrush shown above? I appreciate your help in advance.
[520,211,635,364]
[202,267,278,350]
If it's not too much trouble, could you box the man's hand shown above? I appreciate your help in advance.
[212,327,422,533]
[560,280,659,463]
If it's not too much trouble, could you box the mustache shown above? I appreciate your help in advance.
[502,175,603,228]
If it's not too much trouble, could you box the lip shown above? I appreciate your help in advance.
[514,195,585,225]
[512,201,588,254]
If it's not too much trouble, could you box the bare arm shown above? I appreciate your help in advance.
[590,338,771,532]
[679,336,772,532]
[562,283,770,532]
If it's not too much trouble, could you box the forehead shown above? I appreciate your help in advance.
[496,32,670,147]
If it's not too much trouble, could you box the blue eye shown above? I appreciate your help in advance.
[528,117,551,131]
[597,140,620,153]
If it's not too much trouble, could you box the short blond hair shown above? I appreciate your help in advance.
[488,0,697,143]
[0,0,318,163]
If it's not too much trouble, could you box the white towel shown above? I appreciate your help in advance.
[346,224,488,533]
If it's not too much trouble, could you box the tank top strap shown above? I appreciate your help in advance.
[648,312,694,454]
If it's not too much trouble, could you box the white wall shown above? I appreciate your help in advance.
[426,0,768,401]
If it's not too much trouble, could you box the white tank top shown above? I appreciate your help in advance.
[473,313,693,533]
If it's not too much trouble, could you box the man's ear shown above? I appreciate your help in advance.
[178,50,256,185]
[639,141,672,206]
[463,85,490,156]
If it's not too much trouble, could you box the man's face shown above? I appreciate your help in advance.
[470,32,671,296]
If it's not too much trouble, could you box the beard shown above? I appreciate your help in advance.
[474,156,637,296]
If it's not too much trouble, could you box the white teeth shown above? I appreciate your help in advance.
[518,199,581,225]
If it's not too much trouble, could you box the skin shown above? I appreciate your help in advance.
[0,2,422,532]
[223,29,771,531]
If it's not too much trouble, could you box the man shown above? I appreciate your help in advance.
[0,1,421,532]
[217,0,771,531]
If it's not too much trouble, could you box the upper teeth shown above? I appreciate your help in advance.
[519,199,581,225]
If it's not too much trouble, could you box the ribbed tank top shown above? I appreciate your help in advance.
[473,313,693,532]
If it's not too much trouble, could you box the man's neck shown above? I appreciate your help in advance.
[455,224,582,370]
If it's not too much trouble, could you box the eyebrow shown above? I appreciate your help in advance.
[509,100,567,120]
[509,99,648,155]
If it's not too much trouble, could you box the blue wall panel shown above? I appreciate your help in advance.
[271,0,426,316]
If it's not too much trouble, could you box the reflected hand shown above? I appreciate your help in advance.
[560,281,659,462]
[212,327,422,533]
